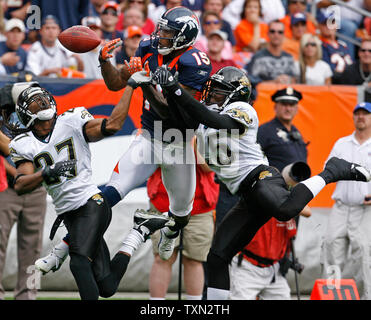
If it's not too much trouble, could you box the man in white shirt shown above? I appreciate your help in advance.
[322,102,371,299]
[25,15,84,77]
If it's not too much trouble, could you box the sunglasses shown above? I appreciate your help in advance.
[360,48,371,53]
[102,9,117,16]
[129,0,145,3]
[305,42,316,47]
[293,21,306,27]
[204,20,220,25]
[269,29,284,34]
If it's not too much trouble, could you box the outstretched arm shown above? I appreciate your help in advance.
[84,86,133,142]
[99,39,131,91]
[152,67,244,132]
[84,70,151,142]
[101,62,130,91]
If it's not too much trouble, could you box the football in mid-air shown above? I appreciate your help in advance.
[58,25,101,53]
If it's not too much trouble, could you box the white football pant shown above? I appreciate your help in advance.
[107,134,196,217]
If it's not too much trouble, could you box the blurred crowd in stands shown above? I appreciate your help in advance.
[0,0,369,94]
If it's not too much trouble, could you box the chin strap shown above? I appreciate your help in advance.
[32,115,57,143]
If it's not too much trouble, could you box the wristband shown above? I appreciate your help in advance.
[101,118,115,136]
[13,173,25,185]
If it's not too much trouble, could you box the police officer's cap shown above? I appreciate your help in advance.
[271,87,302,104]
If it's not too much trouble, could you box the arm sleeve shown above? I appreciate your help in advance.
[164,84,244,132]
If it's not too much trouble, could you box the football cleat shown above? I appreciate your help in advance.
[158,228,179,260]
[134,209,175,241]
[322,157,371,184]
[35,245,69,275]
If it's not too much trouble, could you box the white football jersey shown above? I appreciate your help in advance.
[197,101,268,194]
[10,107,100,215]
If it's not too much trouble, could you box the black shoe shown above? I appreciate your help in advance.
[133,209,175,241]
[320,157,371,184]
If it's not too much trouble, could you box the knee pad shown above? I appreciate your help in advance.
[168,212,191,232]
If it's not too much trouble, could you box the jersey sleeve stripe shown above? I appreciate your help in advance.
[142,53,153,64]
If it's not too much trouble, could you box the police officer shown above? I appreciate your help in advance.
[257,87,308,172]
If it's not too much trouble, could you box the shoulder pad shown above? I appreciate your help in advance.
[59,107,94,124]
[9,133,33,163]
[176,48,211,90]
[178,48,207,66]
[136,38,153,57]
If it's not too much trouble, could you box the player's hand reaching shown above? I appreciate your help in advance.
[42,159,77,183]
[99,38,122,62]
[152,65,178,88]
[127,61,151,89]
[127,71,151,89]
[125,57,143,75]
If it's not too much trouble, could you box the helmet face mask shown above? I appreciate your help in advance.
[202,67,252,111]
[16,87,57,130]
[151,20,178,55]
[150,6,199,55]
[203,80,232,108]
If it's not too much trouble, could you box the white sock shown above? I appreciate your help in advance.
[57,240,69,250]
[54,240,69,258]
[300,175,326,197]
[207,287,230,300]
[119,229,145,256]
[59,240,69,248]
[149,297,165,300]
[186,294,202,300]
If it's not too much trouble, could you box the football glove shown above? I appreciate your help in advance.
[42,159,77,184]
[124,57,143,75]
[99,38,122,62]
[152,65,178,88]
[127,70,151,89]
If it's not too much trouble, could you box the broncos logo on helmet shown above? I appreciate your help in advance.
[150,6,200,55]
[202,66,253,111]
